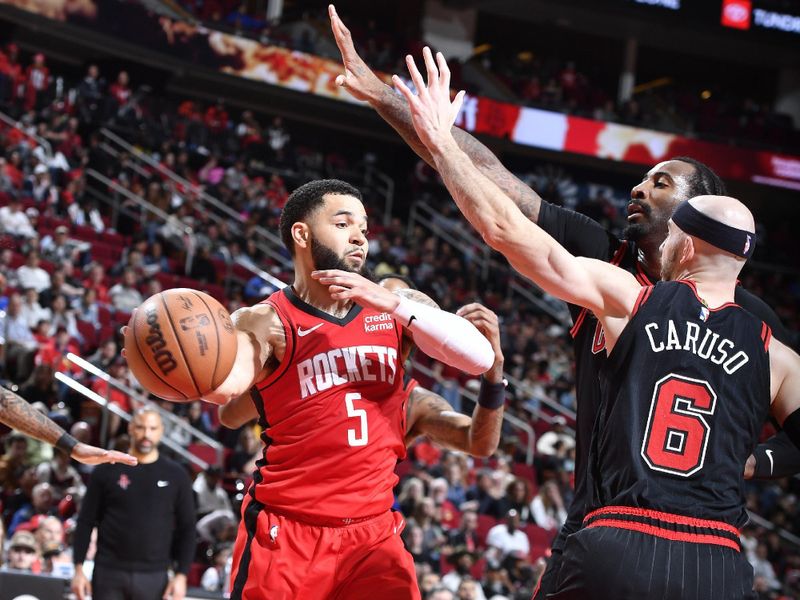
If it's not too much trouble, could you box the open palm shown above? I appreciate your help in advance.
[392,47,465,150]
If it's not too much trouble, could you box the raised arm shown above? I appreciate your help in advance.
[392,49,640,321]
[202,304,278,406]
[328,4,543,221]
[0,387,136,466]
[406,303,505,457]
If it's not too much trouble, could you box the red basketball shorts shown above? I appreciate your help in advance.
[229,494,420,600]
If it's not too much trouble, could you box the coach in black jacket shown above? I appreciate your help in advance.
[72,407,196,600]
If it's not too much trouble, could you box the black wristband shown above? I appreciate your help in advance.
[55,433,78,455]
[477,378,505,410]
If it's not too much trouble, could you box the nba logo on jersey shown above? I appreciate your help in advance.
[743,235,751,255]
[698,306,710,322]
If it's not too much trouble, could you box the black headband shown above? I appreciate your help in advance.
[672,201,755,259]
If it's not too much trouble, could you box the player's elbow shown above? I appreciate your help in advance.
[469,440,498,458]
[479,220,512,252]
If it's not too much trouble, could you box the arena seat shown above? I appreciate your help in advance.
[476,514,498,546]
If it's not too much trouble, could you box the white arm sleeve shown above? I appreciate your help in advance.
[391,297,495,375]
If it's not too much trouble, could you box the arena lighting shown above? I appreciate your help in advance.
[634,0,681,8]
[722,0,752,30]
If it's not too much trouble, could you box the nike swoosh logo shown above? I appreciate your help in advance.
[297,323,324,337]
[157,480,169,487]
[766,449,774,475]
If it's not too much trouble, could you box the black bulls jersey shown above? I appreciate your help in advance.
[590,280,772,528]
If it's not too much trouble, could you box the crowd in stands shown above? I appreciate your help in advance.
[0,38,798,600]
[170,2,800,154]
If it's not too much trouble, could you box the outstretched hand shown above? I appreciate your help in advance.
[329,4,385,103]
[392,47,464,151]
[312,269,401,314]
[457,303,504,381]
[72,442,138,466]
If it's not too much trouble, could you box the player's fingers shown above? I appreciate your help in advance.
[393,75,421,109]
[456,302,485,316]
[422,46,439,89]
[405,55,429,100]
[436,51,450,89]
[335,73,347,87]
[451,90,466,123]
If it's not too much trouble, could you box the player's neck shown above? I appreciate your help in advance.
[677,268,737,309]
[292,271,353,319]
[635,244,661,281]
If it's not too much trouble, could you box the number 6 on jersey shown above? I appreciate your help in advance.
[641,374,717,477]
[345,393,368,447]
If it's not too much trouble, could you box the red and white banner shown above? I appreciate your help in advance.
[3,0,800,190]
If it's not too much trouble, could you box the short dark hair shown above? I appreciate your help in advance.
[279,179,362,256]
[375,273,417,290]
[672,156,727,197]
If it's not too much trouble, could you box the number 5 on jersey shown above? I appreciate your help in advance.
[345,393,368,447]
[641,374,717,477]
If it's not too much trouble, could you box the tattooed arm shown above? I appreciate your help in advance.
[0,387,136,465]
[329,5,543,222]
[405,303,505,457]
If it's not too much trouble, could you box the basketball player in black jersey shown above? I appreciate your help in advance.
[327,10,798,596]
[394,52,800,599]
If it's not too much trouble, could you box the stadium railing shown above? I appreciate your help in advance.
[56,352,225,470]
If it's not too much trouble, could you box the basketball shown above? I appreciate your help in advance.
[123,289,238,402]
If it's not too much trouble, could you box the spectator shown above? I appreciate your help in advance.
[35,449,85,499]
[448,510,480,553]
[193,466,232,517]
[8,482,55,536]
[485,509,529,564]
[0,196,36,239]
[456,578,484,600]
[442,548,486,600]
[87,338,118,371]
[0,432,30,494]
[402,523,436,569]
[82,262,109,305]
[16,251,51,294]
[1,292,40,381]
[530,481,567,530]
[41,226,80,264]
[496,479,533,523]
[71,407,195,600]
[108,268,144,313]
[19,364,58,407]
[200,543,232,593]
[20,287,50,329]
[749,542,781,592]
[2,530,39,572]
[535,416,575,458]
[429,588,456,600]
[195,509,238,546]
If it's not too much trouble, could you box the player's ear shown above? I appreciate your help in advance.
[291,222,310,251]
[681,235,695,265]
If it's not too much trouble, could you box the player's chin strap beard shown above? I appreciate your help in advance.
[671,201,756,259]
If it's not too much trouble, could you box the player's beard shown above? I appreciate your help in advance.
[623,201,655,242]
[310,237,373,280]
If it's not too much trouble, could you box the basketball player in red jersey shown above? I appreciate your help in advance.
[394,50,800,598]
[218,274,506,456]
[202,179,501,600]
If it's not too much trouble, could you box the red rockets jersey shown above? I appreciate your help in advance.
[249,287,408,522]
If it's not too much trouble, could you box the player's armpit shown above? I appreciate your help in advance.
[203,304,282,405]
[406,385,501,457]
[218,392,260,429]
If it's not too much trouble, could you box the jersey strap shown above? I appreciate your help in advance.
[760,322,773,352]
